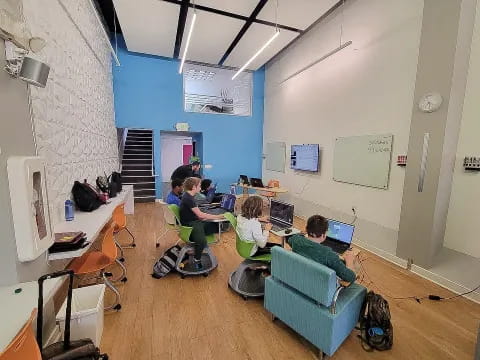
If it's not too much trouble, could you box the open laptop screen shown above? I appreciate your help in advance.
[327,219,354,245]
[270,200,294,225]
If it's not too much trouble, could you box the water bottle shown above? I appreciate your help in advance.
[230,185,236,195]
[65,200,74,221]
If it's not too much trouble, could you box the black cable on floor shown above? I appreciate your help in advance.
[355,254,479,303]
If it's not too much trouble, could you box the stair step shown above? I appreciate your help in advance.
[124,182,156,189]
[123,149,153,154]
[123,182,155,185]
[123,151,152,154]
[122,170,152,177]
[127,133,152,137]
[121,175,156,182]
[122,163,151,168]
[122,159,151,162]
[123,154,152,159]
[127,129,152,133]
[134,196,156,203]
[134,188,155,196]
[122,168,151,173]
[122,160,151,165]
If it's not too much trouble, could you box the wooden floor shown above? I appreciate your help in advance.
[101,203,480,359]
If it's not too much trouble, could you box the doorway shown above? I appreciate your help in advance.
[160,131,203,199]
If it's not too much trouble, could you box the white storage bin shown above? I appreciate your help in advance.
[56,284,105,347]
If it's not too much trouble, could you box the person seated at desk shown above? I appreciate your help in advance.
[180,177,224,270]
[166,179,183,206]
[195,179,216,204]
[195,179,224,205]
[237,196,279,256]
[287,215,357,284]
[171,161,201,182]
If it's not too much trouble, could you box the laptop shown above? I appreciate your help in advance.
[269,200,294,232]
[321,219,355,254]
[202,194,236,215]
[250,177,265,188]
[239,175,250,186]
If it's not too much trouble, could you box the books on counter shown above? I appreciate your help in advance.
[49,231,89,253]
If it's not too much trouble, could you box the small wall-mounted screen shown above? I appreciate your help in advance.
[290,144,319,172]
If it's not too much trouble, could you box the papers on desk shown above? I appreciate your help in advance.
[49,232,88,253]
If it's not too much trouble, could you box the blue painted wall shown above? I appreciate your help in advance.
[113,43,265,197]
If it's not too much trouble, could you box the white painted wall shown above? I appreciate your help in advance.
[0,0,118,285]
[444,1,480,258]
[263,0,424,253]
[22,0,118,226]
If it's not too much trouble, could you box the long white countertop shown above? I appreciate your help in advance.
[0,277,61,352]
[48,185,134,261]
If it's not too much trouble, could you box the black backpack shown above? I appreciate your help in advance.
[72,181,105,212]
[151,245,181,279]
[357,291,393,351]
[111,171,122,193]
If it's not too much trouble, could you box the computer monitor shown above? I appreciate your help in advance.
[290,144,319,172]
[326,219,354,245]
[270,200,294,226]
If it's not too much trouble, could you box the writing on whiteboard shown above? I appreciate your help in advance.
[368,138,392,154]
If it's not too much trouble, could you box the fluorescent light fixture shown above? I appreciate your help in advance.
[232,30,280,80]
[179,12,197,74]
[281,41,352,83]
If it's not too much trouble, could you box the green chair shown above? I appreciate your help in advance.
[224,212,271,262]
[166,204,218,278]
[224,212,272,299]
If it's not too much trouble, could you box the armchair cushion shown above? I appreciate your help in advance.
[271,246,338,307]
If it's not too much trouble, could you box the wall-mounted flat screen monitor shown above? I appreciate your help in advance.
[290,144,319,172]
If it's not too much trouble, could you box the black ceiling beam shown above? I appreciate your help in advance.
[173,0,191,58]
[94,0,122,34]
[161,0,302,33]
[218,0,269,65]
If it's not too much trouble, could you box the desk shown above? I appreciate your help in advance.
[49,185,134,261]
[270,227,302,247]
[204,218,230,243]
[0,278,61,352]
[233,184,288,198]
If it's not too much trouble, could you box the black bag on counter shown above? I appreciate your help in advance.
[72,181,105,212]
[110,171,122,193]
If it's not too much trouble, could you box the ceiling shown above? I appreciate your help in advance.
[103,0,339,71]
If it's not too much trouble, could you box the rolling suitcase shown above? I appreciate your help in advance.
[37,270,108,359]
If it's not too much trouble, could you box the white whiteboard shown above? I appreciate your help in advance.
[333,134,393,189]
[265,142,286,173]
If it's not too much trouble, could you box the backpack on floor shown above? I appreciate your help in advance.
[357,291,393,351]
[152,245,182,279]
[72,181,105,212]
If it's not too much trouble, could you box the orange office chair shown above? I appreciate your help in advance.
[69,224,125,311]
[113,204,136,253]
[0,309,41,360]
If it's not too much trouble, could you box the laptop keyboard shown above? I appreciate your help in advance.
[271,223,288,232]
[325,241,349,254]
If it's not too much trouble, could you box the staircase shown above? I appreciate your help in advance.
[121,129,156,203]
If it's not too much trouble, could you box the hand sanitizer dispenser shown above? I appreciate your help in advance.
[7,156,53,261]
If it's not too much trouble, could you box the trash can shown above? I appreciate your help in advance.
[56,284,105,346]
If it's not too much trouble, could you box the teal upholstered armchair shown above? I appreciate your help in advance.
[264,247,366,359]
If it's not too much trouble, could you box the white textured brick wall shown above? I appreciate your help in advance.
[22,0,118,224]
